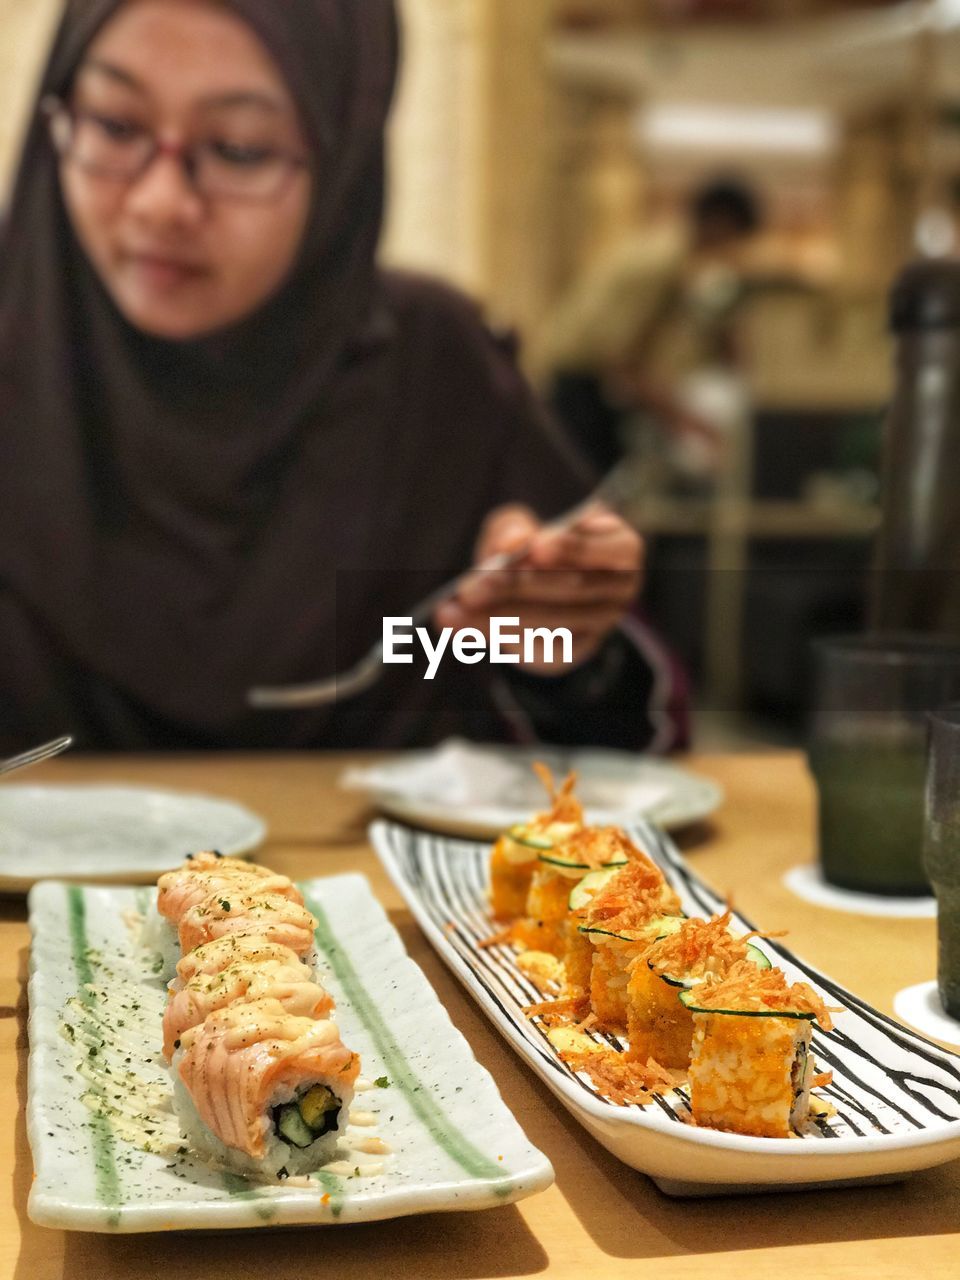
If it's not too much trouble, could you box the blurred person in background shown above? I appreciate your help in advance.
[0,0,686,753]
[545,178,763,482]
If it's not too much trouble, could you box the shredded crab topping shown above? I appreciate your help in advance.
[531,763,584,829]
[553,826,648,873]
[560,1047,677,1105]
[689,960,837,1030]
[639,910,758,979]
[579,862,680,933]
[523,995,590,1026]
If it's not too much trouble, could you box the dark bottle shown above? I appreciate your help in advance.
[871,259,960,633]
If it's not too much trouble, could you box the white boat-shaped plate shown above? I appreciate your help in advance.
[372,819,960,1197]
[27,874,553,1232]
[342,741,723,838]
[0,785,267,893]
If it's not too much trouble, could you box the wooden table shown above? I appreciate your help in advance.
[3,751,958,1279]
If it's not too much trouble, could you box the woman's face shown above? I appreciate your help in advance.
[60,0,313,340]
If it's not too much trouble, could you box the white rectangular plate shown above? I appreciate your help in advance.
[372,819,960,1196]
[27,874,553,1232]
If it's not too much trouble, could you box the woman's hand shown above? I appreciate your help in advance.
[434,505,644,673]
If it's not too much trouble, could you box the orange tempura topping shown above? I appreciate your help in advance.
[531,763,583,829]
[689,960,836,1030]
[554,826,647,874]
[579,861,681,934]
[559,1047,677,1105]
[639,911,756,981]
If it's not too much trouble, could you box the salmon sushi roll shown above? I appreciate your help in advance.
[174,997,360,1179]
[682,961,834,1138]
[178,890,318,957]
[162,956,333,1060]
[145,852,303,979]
[157,851,303,923]
[173,935,311,987]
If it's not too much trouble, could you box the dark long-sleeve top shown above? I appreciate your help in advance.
[0,272,684,753]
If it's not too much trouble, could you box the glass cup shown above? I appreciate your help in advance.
[809,634,960,895]
[924,703,960,1019]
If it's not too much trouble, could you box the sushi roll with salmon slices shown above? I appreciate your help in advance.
[177,889,318,958]
[162,952,333,1060]
[157,851,304,922]
[490,765,582,921]
[173,996,360,1179]
[144,851,304,979]
[173,934,313,987]
[680,960,835,1138]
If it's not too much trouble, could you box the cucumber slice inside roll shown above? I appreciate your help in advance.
[277,1104,315,1148]
[275,1086,342,1147]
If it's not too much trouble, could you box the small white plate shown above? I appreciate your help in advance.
[0,785,267,893]
[784,864,936,919]
[373,819,960,1197]
[27,874,553,1232]
[342,739,723,837]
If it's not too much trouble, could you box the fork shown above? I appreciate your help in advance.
[0,735,74,777]
[247,460,640,710]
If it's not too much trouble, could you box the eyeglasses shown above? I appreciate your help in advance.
[42,95,308,203]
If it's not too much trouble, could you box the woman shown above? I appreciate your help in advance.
[0,0,684,751]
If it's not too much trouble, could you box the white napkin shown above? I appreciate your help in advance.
[341,739,677,815]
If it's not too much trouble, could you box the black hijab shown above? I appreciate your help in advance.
[0,0,588,750]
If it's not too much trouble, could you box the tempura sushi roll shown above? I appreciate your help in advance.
[178,890,318,957]
[162,954,333,1060]
[174,997,360,1180]
[490,766,581,920]
[520,827,638,956]
[568,861,682,1025]
[681,961,834,1138]
[626,912,769,1067]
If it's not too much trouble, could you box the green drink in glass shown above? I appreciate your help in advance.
[810,636,960,896]
[924,704,960,1019]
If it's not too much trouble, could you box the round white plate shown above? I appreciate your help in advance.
[0,784,266,893]
[894,981,960,1049]
[342,740,723,837]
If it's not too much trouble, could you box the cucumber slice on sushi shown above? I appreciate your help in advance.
[568,867,622,911]
[658,942,772,990]
[579,914,686,944]
[538,849,628,873]
[505,825,554,851]
[678,988,816,1020]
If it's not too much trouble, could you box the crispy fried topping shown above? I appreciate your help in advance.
[689,960,838,1029]
[560,1046,677,1105]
